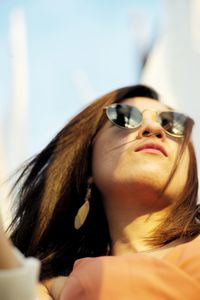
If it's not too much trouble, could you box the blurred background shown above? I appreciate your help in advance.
[1,0,200,225]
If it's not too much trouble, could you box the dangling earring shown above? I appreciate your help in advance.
[74,184,91,230]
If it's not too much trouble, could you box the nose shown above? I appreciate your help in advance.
[136,111,166,140]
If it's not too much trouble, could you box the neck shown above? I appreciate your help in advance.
[107,204,171,255]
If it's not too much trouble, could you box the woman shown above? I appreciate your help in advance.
[8,85,200,299]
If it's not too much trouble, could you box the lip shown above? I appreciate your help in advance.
[135,142,168,157]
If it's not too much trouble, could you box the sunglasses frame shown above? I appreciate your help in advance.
[104,104,192,138]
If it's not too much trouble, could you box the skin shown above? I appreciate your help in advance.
[92,97,190,254]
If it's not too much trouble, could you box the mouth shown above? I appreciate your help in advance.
[135,142,168,157]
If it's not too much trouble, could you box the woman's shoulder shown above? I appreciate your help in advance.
[165,234,200,260]
[70,235,200,270]
[60,241,200,300]
[162,234,200,280]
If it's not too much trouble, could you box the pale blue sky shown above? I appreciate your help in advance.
[0,0,162,170]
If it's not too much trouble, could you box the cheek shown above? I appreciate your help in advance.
[92,137,123,181]
[165,147,190,201]
[176,147,190,185]
[92,131,135,190]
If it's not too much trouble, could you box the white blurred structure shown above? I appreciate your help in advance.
[10,9,29,169]
[142,0,200,168]
[0,8,29,227]
[0,122,10,230]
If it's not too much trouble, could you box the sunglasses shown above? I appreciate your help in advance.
[105,104,193,137]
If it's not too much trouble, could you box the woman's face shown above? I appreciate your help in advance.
[92,97,190,211]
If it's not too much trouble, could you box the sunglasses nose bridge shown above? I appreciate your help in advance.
[141,109,158,123]
[137,110,166,140]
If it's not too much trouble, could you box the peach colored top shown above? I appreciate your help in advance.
[60,237,200,300]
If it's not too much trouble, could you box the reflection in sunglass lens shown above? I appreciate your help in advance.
[159,112,186,136]
[106,104,142,128]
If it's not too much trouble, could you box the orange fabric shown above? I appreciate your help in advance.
[60,238,200,300]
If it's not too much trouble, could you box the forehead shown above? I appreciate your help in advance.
[122,97,171,112]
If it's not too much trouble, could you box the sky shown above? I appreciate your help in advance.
[0,0,162,173]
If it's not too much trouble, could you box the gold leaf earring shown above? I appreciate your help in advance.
[74,184,91,230]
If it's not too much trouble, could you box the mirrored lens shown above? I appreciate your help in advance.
[106,104,142,128]
[159,112,187,136]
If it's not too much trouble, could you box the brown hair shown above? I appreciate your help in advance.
[10,85,200,280]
